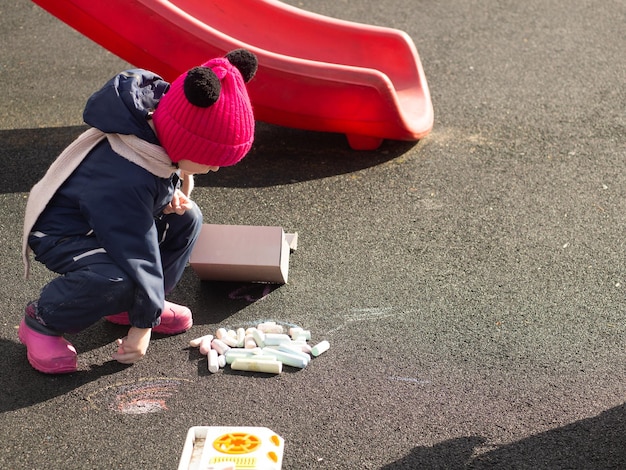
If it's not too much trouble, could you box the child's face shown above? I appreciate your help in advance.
[177,159,220,175]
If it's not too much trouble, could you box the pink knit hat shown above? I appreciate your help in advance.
[153,49,257,167]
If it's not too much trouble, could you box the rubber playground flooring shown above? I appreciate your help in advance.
[0,0,624,468]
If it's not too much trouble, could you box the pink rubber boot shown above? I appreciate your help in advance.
[105,301,193,335]
[18,319,77,374]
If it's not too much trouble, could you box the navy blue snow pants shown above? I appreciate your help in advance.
[27,205,202,334]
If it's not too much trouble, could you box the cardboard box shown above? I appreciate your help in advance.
[189,224,296,284]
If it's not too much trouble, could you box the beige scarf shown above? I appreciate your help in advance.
[22,127,176,277]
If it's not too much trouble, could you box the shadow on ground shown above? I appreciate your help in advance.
[0,337,128,413]
[1,122,417,193]
[382,404,626,469]
[0,275,276,413]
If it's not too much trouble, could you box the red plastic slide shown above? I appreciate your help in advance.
[32,0,433,150]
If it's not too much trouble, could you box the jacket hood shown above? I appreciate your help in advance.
[83,69,170,145]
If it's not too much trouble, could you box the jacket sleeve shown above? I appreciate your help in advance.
[79,155,172,328]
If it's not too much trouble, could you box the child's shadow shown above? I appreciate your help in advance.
[1,304,190,413]
[1,273,280,412]
[0,337,128,413]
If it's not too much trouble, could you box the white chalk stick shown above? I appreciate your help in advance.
[244,334,257,349]
[215,327,228,339]
[199,335,214,355]
[231,358,282,374]
[189,334,213,348]
[211,338,231,355]
[263,333,292,346]
[311,340,330,357]
[251,328,266,348]
[289,327,311,340]
[262,348,308,368]
[208,349,219,373]
[224,347,264,364]
[257,322,284,334]
[236,328,246,347]
[278,343,311,363]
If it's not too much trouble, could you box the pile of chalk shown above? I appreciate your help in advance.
[189,321,330,374]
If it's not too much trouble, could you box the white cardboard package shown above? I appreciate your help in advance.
[189,224,297,284]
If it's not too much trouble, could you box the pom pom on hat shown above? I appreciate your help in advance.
[153,49,257,167]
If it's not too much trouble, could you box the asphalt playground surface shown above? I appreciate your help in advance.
[1,0,625,468]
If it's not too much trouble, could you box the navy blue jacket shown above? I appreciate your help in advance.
[33,70,179,328]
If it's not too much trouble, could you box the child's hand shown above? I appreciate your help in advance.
[112,327,152,364]
[163,189,194,215]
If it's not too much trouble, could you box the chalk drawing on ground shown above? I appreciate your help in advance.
[326,307,406,335]
[84,377,191,414]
